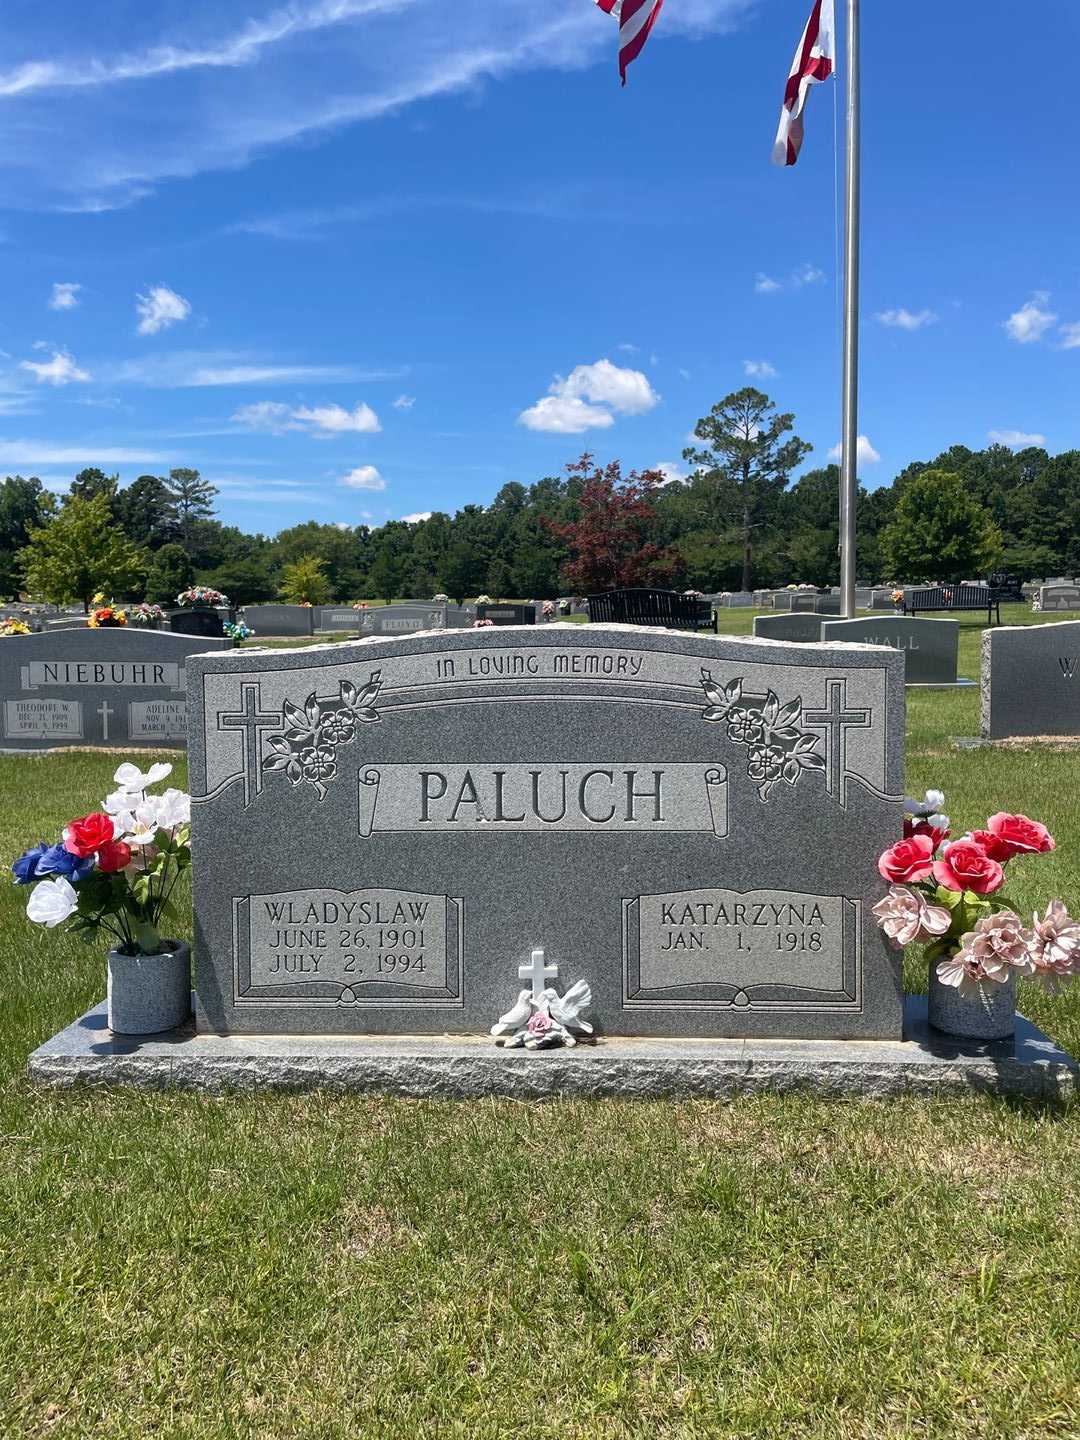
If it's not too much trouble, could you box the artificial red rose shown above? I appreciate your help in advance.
[985,812,1055,860]
[904,817,950,848]
[878,833,935,885]
[932,839,1005,896]
[63,812,116,857]
[96,840,132,873]
[967,829,1013,863]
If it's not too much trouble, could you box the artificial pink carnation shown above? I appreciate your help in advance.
[937,911,1032,995]
[871,885,952,949]
[1026,900,1080,986]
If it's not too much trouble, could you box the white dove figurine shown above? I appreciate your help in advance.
[544,979,594,1033]
[490,987,532,1037]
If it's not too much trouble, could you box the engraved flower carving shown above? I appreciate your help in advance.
[701,670,826,803]
[263,673,382,800]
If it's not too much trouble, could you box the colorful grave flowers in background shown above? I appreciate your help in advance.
[176,586,228,609]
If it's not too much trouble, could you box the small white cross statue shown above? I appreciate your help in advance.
[518,947,557,999]
[97,700,114,741]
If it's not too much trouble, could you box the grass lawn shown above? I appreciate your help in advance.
[3,605,1080,1437]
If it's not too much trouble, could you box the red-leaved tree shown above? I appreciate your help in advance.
[545,455,682,594]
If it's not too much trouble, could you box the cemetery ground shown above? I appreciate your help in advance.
[3,607,1080,1437]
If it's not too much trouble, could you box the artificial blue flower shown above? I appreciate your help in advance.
[33,843,95,883]
[11,843,49,884]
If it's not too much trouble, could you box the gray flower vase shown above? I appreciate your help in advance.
[927,958,1016,1040]
[107,940,191,1035]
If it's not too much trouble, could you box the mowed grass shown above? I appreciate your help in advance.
[3,606,1080,1437]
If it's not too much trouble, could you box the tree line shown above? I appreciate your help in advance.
[1,388,1075,610]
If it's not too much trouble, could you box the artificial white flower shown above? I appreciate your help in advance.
[103,788,140,817]
[26,875,78,928]
[113,761,172,792]
[155,788,191,830]
[125,799,165,846]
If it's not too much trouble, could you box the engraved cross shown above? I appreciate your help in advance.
[804,677,870,803]
[220,682,281,809]
[519,947,558,999]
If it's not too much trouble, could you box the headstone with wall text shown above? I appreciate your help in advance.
[821,616,961,685]
[187,625,904,1041]
[982,622,1080,738]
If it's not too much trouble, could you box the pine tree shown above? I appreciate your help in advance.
[164,468,218,555]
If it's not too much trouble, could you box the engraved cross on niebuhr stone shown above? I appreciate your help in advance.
[804,677,871,803]
[519,947,558,999]
[220,682,281,809]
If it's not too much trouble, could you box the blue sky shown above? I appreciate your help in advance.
[0,0,1077,533]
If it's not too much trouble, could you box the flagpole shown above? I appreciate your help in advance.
[839,0,860,619]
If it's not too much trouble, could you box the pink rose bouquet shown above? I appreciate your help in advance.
[872,789,1076,997]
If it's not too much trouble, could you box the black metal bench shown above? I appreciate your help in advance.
[903,584,1000,625]
[586,588,718,632]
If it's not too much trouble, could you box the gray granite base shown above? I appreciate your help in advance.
[28,997,1076,1099]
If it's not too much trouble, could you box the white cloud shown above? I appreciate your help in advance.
[106,352,389,388]
[755,272,782,294]
[1004,292,1056,344]
[232,399,381,436]
[791,263,825,287]
[1059,321,1080,350]
[875,307,937,331]
[828,435,881,465]
[230,400,294,434]
[19,348,90,385]
[0,0,752,211]
[678,368,691,380]
[292,401,380,435]
[392,393,416,409]
[988,428,1046,449]
[135,284,192,335]
[519,395,614,434]
[0,440,167,464]
[401,510,433,523]
[519,358,658,434]
[48,282,81,311]
[340,465,386,491]
[616,342,639,354]
[743,360,777,379]
[652,460,687,486]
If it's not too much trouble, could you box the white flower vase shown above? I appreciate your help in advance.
[927,958,1016,1040]
[107,940,191,1035]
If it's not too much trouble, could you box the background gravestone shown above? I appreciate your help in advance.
[753,614,824,643]
[170,608,226,639]
[1038,585,1080,612]
[315,606,361,633]
[359,604,449,635]
[187,624,904,1042]
[982,621,1080,738]
[243,605,315,636]
[821,616,961,685]
[0,627,231,750]
[477,603,537,625]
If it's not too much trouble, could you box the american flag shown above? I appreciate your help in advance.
[595,0,665,85]
[772,0,835,166]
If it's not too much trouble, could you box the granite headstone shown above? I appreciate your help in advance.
[477,603,538,626]
[187,625,905,1041]
[1038,585,1080,613]
[753,614,824,643]
[821,617,961,685]
[243,605,315,637]
[0,627,231,750]
[981,621,1080,738]
[359,604,450,635]
[315,606,362,633]
[170,608,226,639]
